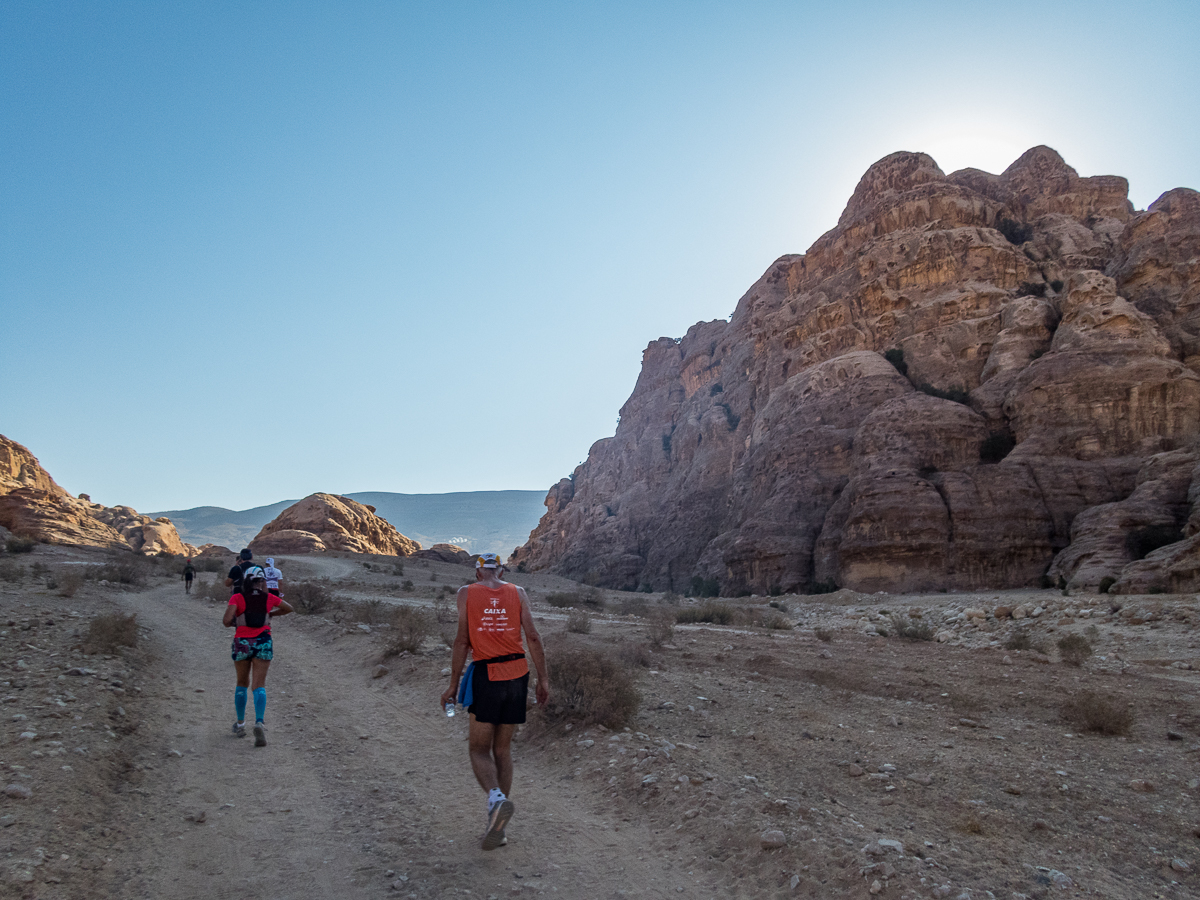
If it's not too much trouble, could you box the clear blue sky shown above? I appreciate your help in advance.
[2,1,1197,512]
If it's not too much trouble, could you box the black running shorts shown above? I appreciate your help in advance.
[469,666,529,725]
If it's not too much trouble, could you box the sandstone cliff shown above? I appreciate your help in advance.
[249,493,421,556]
[0,434,196,556]
[512,148,1200,595]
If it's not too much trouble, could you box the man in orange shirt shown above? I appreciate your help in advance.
[441,553,550,850]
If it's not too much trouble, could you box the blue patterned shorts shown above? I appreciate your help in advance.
[231,632,273,662]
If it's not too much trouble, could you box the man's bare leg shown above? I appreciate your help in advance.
[492,724,515,796]
[469,715,515,849]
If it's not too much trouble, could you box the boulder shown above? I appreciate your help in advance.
[414,543,472,564]
[250,493,420,557]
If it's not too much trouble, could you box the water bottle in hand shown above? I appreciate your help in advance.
[444,702,455,717]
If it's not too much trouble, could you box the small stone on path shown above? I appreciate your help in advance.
[760,829,786,849]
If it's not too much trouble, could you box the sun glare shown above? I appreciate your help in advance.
[900,120,1042,177]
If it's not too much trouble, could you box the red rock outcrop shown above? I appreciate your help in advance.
[414,543,472,564]
[0,434,196,556]
[512,147,1200,594]
[249,493,420,556]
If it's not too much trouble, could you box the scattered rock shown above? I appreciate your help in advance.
[372,665,389,679]
[869,879,882,894]
[1172,859,1191,872]
[357,624,372,634]
[906,773,932,786]
[4,784,32,799]
[185,810,207,824]
[1002,655,1014,665]
[877,838,904,854]
[848,764,865,777]
[935,631,952,643]
[760,829,787,850]
[819,649,833,659]
[1130,779,1156,792]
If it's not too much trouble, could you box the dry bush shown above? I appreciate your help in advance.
[1004,629,1033,651]
[814,626,833,643]
[647,611,675,647]
[541,646,639,730]
[546,588,605,610]
[616,641,652,668]
[751,609,792,631]
[432,591,455,624]
[1057,633,1093,666]
[891,615,935,641]
[0,563,23,583]
[1061,690,1133,735]
[385,606,432,656]
[660,591,681,606]
[85,560,147,587]
[615,595,649,617]
[58,571,84,598]
[956,809,986,835]
[5,536,37,554]
[676,601,738,626]
[566,609,592,634]
[195,578,231,603]
[84,613,139,653]
[288,579,336,615]
[345,599,392,624]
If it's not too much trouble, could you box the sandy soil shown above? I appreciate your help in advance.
[1,546,1198,899]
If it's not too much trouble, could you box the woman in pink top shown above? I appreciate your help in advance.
[222,569,293,746]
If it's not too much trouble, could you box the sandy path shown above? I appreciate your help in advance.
[111,581,719,899]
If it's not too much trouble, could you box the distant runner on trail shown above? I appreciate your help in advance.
[223,568,292,746]
[182,559,195,594]
[224,548,256,596]
[263,557,284,597]
[441,553,549,850]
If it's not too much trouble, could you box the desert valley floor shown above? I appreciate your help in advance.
[1,545,1198,899]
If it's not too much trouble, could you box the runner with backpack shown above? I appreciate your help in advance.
[222,567,293,746]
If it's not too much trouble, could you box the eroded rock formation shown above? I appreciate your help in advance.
[249,493,420,556]
[512,147,1200,595]
[0,434,196,555]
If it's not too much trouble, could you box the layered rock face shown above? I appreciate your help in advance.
[249,493,420,556]
[513,148,1200,595]
[0,434,195,555]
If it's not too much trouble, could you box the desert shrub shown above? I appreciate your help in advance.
[196,557,225,573]
[615,595,648,617]
[432,591,455,624]
[814,626,833,642]
[980,432,1016,463]
[196,578,231,602]
[661,591,681,606]
[918,383,971,405]
[1098,576,1117,594]
[1061,690,1133,735]
[545,588,605,610]
[84,613,139,653]
[677,600,738,626]
[85,560,147,587]
[5,536,36,554]
[0,563,23,583]
[689,576,720,598]
[1126,525,1182,560]
[617,641,652,668]
[1057,633,1093,666]
[288,579,336,615]
[756,610,792,630]
[31,562,50,580]
[996,217,1033,245]
[883,348,907,376]
[58,571,83,598]
[809,580,839,595]
[647,611,675,647]
[385,606,432,656]
[566,609,592,634]
[541,647,639,729]
[401,579,415,591]
[1004,629,1033,651]
[956,809,986,836]
[768,599,787,611]
[1018,281,1048,297]
[345,598,391,624]
[392,563,405,576]
[891,615,935,641]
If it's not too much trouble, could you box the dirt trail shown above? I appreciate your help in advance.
[114,580,719,899]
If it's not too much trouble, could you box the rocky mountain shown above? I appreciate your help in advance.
[512,147,1200,596]
[0,434,195,556]
[154,490,545,556]
[248,493,421,556]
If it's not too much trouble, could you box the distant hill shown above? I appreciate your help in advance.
[152,490,547,556]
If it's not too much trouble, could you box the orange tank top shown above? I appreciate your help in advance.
[466,582,529,681]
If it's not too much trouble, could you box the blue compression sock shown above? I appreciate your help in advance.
[234,686,247,723]
[252,687,266,723]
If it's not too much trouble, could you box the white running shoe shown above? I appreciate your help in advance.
[482,799,513,851]
[253,721,267,747]
[232,722,246,738]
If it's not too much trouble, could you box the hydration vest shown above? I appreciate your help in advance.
[235,587,271,629]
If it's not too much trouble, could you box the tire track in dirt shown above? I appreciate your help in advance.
[114,582,723,899]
